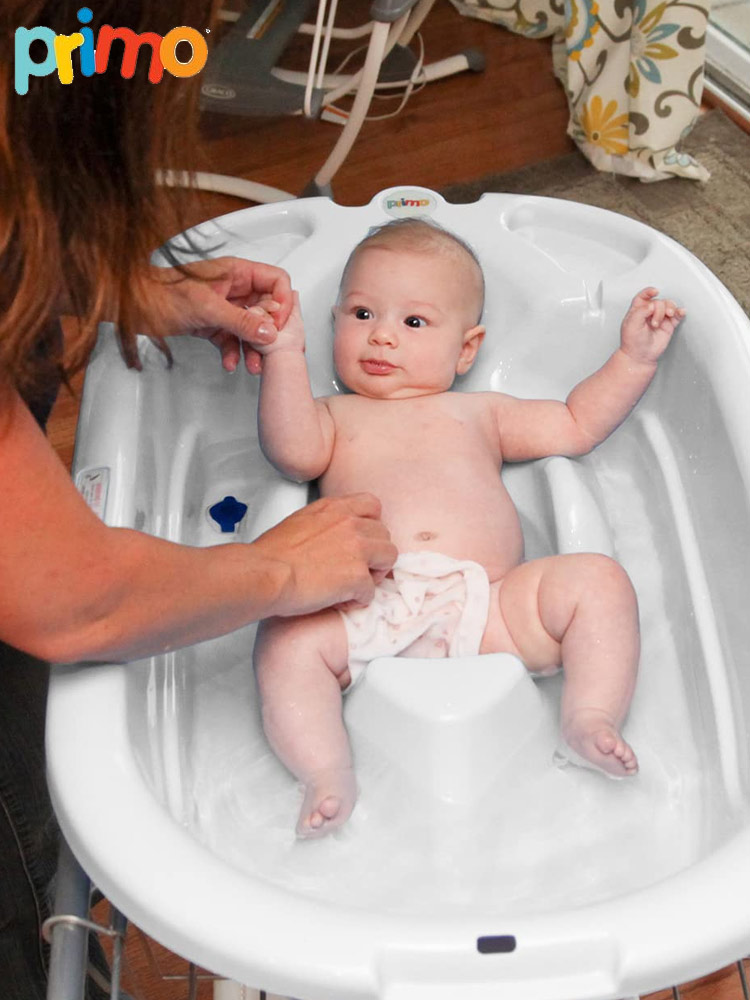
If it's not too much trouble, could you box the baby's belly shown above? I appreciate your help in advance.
[320,453,524,581]
[388,499,524,581]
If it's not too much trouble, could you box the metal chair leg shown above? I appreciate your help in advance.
[45,839,92,1000]
[738,959,750,1000]
[44,839,128,1000]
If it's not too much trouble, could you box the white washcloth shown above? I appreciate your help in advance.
[340,552,491,689]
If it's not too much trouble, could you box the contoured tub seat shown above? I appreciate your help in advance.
[47,187,750,1000]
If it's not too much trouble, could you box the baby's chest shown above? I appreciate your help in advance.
[332,398,498,462]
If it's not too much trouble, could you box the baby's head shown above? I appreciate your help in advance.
[340,219,485,323]
[333,219,486,399]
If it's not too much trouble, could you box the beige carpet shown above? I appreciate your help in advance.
[443,110,750,316]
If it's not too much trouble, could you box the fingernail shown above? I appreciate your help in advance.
[258,324,274,337]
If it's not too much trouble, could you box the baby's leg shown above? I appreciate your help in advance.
[254,610,355,837]
[482,554,639,778]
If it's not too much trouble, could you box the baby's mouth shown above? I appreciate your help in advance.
[361,358,397,375]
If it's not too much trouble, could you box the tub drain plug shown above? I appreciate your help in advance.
[208,495,248,533]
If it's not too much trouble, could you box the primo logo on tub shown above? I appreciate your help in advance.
[382,190,438,218]
[14,6,208,95]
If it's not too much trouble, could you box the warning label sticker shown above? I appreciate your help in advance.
[75,467,110,521]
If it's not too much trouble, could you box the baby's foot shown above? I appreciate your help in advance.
[296,767,357,839]
[556,710,638,779]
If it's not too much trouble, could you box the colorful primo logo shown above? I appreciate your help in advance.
[15,6,208,95]
[382,190,438,218]
[386,198,431,209]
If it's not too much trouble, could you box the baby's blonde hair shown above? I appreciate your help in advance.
[340,218,485,322]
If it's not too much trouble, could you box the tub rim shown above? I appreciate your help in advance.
[48,189,750,1000]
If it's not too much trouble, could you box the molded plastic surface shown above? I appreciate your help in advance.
[346,655,551,804]
[47,188,750,1000]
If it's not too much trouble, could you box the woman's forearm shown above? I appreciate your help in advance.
[1,387,396,663]
[3,495,395,665]
[40,528,290,663]
[0,390,286,661]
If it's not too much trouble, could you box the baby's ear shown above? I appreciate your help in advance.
[456,324,485,374]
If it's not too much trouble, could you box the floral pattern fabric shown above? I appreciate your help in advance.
[450,0,710,181]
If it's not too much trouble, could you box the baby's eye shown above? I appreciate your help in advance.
[354,307,372,320]
[404,315,426,328]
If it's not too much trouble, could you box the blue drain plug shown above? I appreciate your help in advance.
[208,495,248,534]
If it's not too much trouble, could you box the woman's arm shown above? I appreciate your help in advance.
[0,388,394,664]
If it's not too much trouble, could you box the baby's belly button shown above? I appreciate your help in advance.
[414,530,438,542]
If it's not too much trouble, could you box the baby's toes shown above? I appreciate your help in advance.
[298,811,327,839]
[318,795,343,822]
[298,798,340,838]
[613,738,639,772]
[296,775,357,840]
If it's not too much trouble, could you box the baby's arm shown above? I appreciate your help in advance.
[497,288,685,461]
[566,287,685,443]
[257,293,335,482]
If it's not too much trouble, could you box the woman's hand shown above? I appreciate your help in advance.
[252,493,398,617]
[145,256,293,373]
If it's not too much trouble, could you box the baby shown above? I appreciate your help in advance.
[253,218,684,838]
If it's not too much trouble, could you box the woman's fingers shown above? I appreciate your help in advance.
[243,346,263,375]
[209,331,241,372]
[146,258,291,343]
[216,258,293,327]
[252,493,397,616]
[336,491,383,522]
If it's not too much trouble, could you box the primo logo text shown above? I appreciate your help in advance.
[15,6,208,95]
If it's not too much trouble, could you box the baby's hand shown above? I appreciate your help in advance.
[247,291,306,374]
[620,287,686,365]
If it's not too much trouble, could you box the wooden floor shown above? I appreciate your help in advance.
[45,2,750,998]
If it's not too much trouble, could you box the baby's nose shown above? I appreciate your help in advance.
[369,322,397,346]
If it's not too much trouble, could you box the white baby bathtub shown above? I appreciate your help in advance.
[47,187,750,1000]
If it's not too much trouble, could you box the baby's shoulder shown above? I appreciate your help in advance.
[468,389,519,409]
[456,391,525,431]
[319,392,355,415]
[456,389,509,413]
[317,392,366,430]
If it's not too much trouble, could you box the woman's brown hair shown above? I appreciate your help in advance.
[0,0,216,406]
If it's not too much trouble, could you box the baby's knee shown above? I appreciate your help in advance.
[254,616,294,668]
[253,616,310,687]
[579,554,636,606]
[254,611,349,683]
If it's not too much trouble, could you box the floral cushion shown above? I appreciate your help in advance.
[450,0,709,181]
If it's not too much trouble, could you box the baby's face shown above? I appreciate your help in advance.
[333,246,484,399]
